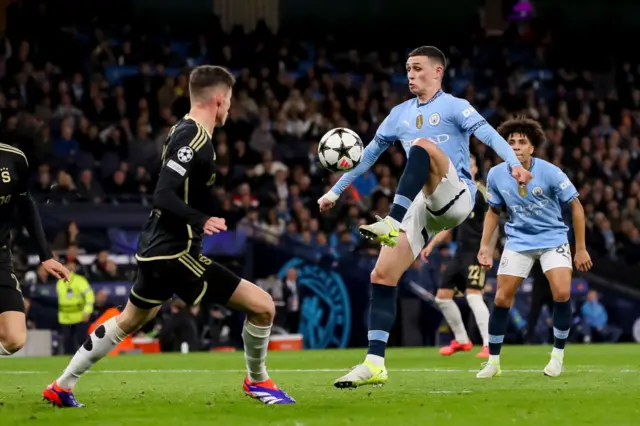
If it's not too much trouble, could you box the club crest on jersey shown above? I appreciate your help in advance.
[416,114,424,129]
[532,187,543,197]
[518,184,528,197]
[177,146,194,163]
[428,113,440,126]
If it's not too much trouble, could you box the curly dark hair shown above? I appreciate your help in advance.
[496,116,545,147]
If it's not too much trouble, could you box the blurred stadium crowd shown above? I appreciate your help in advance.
[3,1,640,281]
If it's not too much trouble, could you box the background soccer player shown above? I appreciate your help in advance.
[476,117,592,379]
[420,155,495,358]
[0,144,70,358]
[318,46,532,388]
[43,66,295,407]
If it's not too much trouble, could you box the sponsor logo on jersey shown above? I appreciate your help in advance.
[462,106,476,118]
[278,258,351,349]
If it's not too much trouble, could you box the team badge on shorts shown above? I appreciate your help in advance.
[416,114,424,129]
[428,113,440,126]
[532,187,543,197]
[518,184,528,197]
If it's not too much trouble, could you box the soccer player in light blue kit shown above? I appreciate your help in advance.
[318,46,533,388]
[476,117,593,378]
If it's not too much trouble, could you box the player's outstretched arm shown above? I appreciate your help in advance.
[154,137,210,229]
[570,198,592,272]
[318,139,388,209]
[15,156,70,280]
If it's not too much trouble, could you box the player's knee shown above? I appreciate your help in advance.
[412,138,436,154]
[435,288,454,300]
[370,267,401,286]
[247,291,275,327]
[0,333,25,354]
[117,302,152,334]
[494,289,515,308]
[552,288,571,303]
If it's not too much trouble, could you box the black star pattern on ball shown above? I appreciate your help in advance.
[322,129,353,165]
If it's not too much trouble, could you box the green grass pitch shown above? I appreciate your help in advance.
[0,345,639,425]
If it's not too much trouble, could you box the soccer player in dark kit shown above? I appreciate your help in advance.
[0,144,70,357]
[420,155,494,359]
[43,65,295,407]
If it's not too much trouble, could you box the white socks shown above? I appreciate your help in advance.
[489,354,500,363]
[466,293,490,346]
[0,342,11,356]
[57,317,128,390]
[552,347,564,360]
[242,320,271,383]
[436,297,469,344]
[365,354,385,367]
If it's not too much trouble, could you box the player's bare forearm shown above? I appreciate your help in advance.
[427,229,452,250]
[17,194,53,261]
[570,198,587,250]
[480,207,500,248]
[487,226,500,252]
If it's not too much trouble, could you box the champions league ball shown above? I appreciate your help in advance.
[318,128,364,172]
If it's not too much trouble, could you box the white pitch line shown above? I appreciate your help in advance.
[0,367,638,375]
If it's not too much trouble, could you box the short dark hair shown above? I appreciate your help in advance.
[189,65,235,100]
[496,116,546,147]
[408,46,447,69]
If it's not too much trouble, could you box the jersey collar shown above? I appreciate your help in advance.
[184,114,212,138]
[508,157,536,174]
[417,89,444,108]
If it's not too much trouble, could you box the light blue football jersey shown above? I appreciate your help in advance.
[330,90,520,205]
[486,158,579,252]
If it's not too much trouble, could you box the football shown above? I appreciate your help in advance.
[318,128,364,172]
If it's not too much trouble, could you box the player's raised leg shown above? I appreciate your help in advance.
[360,137,450,247]
[226,278,296,404]
[334,234,416,388]
[476,249,532,378]
[540,245,573,377]
[43,300,160,407]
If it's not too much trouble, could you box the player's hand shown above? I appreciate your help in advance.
[511,165,533,185]
[318,191,339,212]
[420,245,434,262]
[203,217,227,235]
[477,245,493,269]
[574,248,593,272]
[42,258,71,282]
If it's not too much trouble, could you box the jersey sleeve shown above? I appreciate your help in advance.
[452,99,521,168]
[550,167,579,204]
[329,108,398,197]
[153,125,210,228]
[374,107,399,145]
[330,138,388,196]
[486,168,505,209]
[14,153,53,261]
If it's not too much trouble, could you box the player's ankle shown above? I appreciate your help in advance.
[365,354,385,367]
[488,355,500,363]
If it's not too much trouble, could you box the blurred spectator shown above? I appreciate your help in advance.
[580,291,622,343]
